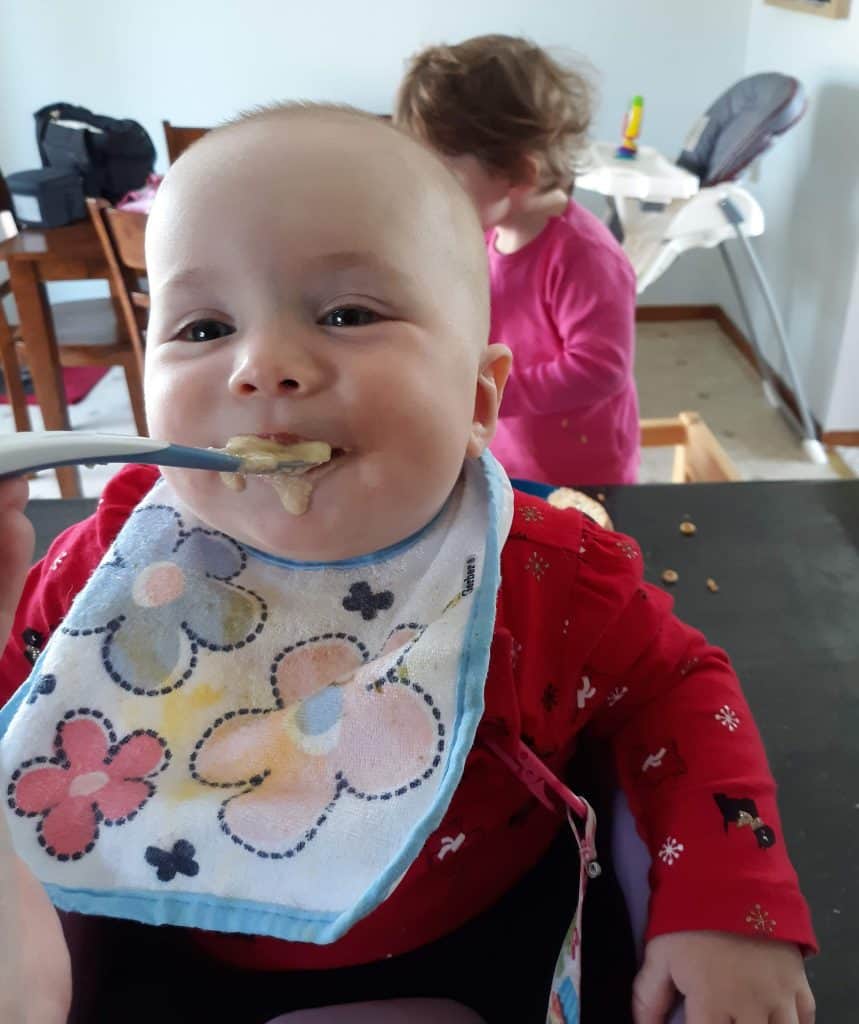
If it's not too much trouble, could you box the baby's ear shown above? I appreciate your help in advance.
[466,344,512,458]
[514,154,541,189]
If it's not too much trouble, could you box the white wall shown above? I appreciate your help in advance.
[1,1,753,171]
[0,0,751,308]
[741,2,859,431]
[827,259,859,433]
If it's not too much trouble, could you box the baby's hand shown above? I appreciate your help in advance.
[633,930,815,1023]
[0,477,34,650]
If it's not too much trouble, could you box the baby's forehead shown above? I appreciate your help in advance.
[167,112,470,227]
[156,154,436,275]
[147,109,488,330]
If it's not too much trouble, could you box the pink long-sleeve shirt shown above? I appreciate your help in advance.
[488,199,640,486]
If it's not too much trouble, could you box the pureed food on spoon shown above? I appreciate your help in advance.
[215,435,332,515]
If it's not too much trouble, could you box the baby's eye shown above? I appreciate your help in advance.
[175,319,236,343]
[319,307,381,328]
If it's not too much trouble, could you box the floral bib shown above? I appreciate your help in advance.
[0,453,512,945]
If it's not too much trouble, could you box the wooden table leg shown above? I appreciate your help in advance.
[9,261,81,497]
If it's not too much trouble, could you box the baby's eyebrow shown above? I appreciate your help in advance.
[157,266,224,293]
[308,250,415,288]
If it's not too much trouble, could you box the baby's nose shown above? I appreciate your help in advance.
[228,329,326,398]
[229,370,301,397]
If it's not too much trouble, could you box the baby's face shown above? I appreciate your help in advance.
[144,114,502,561]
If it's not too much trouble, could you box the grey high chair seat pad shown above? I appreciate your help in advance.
[677,72,806,186]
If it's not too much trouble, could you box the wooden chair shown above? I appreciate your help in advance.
[0,177,147,441]
[641,411,741,482]
[162,121,210,164]
[0,238,32,434]
[86,199,148,382]
[0,174,12,218]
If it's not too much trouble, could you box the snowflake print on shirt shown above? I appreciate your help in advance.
[525,551,549,581]
[520,505,544,524]
[658,836,685,866]
[511,638,523,671]
[715,705,741,731]
[746,903,776,935]
[615,540,638,560]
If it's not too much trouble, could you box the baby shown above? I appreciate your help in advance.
[0,106,814,1024]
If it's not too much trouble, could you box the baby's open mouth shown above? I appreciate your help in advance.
[213,434,346,515]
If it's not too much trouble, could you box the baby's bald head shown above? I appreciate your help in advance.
[147,102,490,355]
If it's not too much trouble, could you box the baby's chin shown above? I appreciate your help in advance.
[161,471,314,551]
[159,470,372,562]
[161,461,455,563]
[222,510,404,564]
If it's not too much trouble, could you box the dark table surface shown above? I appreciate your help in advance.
[25,478,859,1019]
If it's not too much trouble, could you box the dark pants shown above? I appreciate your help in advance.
[69,799,636,1024]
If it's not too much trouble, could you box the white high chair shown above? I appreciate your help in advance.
[579,74,827,465]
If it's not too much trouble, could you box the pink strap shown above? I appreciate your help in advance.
[484,733,601,1021]
[482,736,590,821]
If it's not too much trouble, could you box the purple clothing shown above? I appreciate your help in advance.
[488,200,640,486]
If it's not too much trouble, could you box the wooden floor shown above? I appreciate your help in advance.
[635,319,845,483]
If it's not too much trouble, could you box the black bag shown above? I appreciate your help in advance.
[34,102,156,203]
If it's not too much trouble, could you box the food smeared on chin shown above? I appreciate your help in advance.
[214,435,333,515]
[266,473,314,516]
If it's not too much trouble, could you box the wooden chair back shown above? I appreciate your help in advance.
[0,170,30,429]
[162,120,210,164]
[0,167,20,241]
[0,169,13,220]
[86,199,148,373]
[0,190,148,450]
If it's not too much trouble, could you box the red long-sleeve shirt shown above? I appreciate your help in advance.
[0,465,816,969]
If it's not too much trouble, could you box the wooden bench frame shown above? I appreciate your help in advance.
[641,411,740,482]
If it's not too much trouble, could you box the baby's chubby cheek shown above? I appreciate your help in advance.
[141,384,174,443]
[143,362,206,444]
[157,467,216,512]
[352,450,443,499]
[354,459,386,490]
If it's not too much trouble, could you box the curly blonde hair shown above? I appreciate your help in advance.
[395,35,595,193]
